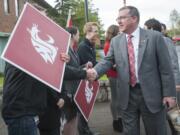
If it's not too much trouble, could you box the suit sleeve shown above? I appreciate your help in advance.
[94,39,115,77]
[165,38,180,85]
[156,33,176,97]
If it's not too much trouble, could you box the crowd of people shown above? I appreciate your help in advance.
[1,4,180,135]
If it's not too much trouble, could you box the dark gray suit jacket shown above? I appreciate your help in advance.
[95,28,176,113]
[164,37,180,85]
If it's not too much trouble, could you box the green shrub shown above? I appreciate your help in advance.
[0,77,3,87]
[0,72,4,77]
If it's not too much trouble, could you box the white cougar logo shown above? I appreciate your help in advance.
[85,81,93,104]
[27,24,58,64]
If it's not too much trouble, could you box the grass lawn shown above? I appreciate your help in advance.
[0,75,108,87]
[0,77,3,88]
[99,74,108,81]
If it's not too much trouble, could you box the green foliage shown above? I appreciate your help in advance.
[167,29,180,37]
[0,72,4,77]
[46,0,105,40]
[0,76,4,88]
[169,9,180,29]
[168,9,180,37]
[170,9,179,23]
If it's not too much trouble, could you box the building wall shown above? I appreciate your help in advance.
[0,34,10,73]
[0,0,51,33]
[0,0,25,33]
[0,0,52,73]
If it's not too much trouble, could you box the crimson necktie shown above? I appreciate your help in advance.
[127,35,137,87]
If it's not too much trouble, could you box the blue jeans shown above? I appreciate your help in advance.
[4,116,38,135]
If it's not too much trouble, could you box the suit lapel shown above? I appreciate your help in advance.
[121,34,129,65]
[117,34,129,80]
[118,34,129,66]
[69,48,80,64]
[138,28,148,71]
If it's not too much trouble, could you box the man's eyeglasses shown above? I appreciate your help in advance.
[116,16,132,21]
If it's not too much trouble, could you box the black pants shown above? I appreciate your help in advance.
[78,113,92,135]
[39,128,60,135]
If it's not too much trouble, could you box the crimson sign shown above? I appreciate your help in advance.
[74,80,100,121]
[1,3,70,92]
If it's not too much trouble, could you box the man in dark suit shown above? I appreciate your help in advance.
[87,6,176,135]
[144,18,180,135]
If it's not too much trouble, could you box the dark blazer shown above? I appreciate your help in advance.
[95,28,176,113]
[63,48,86,95]
[164,37,180,85]
[38,88,63,130]
[38,48,87,130]
[62,48,87,121]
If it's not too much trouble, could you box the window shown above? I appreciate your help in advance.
[4,0,10,14]
[15,0,19,17]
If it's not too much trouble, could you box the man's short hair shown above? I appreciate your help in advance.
[119,6,140,23]
[144,18,162,32]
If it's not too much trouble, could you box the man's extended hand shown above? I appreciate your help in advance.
[163,97,176,109]
[86,68,98,81]
[176,85,180,92]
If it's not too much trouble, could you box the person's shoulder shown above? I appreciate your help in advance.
[79,39,88,48]
[5,63,20,72]
[163,36,175,46]
[164,36,173,42]
[112,33,125,41]
[78,41,84,47]
[143,29,161,36]
[141,29,163,39]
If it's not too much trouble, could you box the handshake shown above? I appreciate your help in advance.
[84,61,98,81]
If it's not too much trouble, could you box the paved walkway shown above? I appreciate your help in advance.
[89,102,121,135]
[90,101,174,135]
[0,98,175,135]
[89,101,145,135]
[0,101,141,135]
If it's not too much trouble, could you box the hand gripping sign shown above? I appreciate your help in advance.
[1,3,71,92]
[74,80,100,121]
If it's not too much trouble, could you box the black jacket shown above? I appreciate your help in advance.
[2,63,48,119]
[63,48,86,95]
[77,38,97,66]
[38,48,87,130]
[38,88,65,130]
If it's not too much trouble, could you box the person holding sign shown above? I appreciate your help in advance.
[77,22,100,135]
[1,53,69,135]
[38,26,92,135]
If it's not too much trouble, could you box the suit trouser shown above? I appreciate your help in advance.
[109,77,122,120]
[121,84,167,135]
